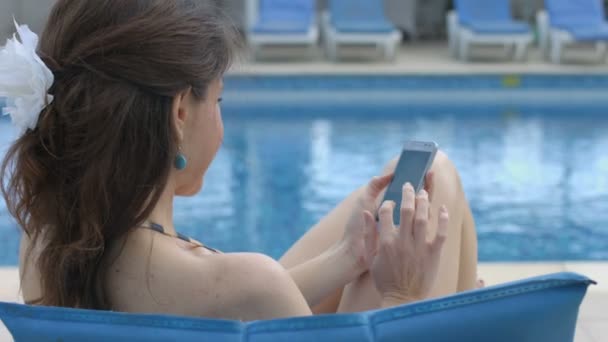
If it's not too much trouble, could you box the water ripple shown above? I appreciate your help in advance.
[0,114,607,264]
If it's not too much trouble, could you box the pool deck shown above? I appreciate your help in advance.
[0,262,606,341]
[231,42,608,75]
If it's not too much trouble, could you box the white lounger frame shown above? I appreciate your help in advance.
[249,28,320,60]
[321,12,402,62]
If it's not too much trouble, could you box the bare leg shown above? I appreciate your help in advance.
[428,152,471,297]
[280,185,366,314]
[458,200,478,292]
[280,152,478,313]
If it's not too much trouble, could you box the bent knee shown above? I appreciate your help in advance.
[431,151,462,188]
[429,151,466,207]
[431,150,451,172]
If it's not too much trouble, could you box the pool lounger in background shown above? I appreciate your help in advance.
[447,0,533,61]
[538,0,608,64]
[0,272,594,341]
[322,0,401,62]
[248,0,319,60]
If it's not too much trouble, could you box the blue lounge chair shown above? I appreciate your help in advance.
[538,0,608,64]
[447,0,533,61]
[322,0,401,61]
[248,0,319,60]
[0,273,594,342]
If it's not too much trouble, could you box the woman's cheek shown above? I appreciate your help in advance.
[216,108,224,146]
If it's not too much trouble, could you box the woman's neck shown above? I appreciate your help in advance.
[146,180,177,236]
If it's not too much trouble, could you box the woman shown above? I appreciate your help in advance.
[0,0,478,320]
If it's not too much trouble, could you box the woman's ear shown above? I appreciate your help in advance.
[171,89,191,142]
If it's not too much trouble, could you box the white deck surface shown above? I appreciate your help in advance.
[231,42,608,75]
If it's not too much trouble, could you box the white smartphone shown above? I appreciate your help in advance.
[382,141,438,225]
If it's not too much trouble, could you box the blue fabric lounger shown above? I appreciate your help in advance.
[248,0,318,60]
[0,272,594,342]
[328,0,396,34]
[251,0,315,35]
[541,0,608,63]
[546,0,608,41]
[455,0,531,35]
[450,0,533,61]
[323,0,401,61]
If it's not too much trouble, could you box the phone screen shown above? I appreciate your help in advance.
[383,150,434,224]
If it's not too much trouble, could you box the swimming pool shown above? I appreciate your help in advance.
[1,74,607,265]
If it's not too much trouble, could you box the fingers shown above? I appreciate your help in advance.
[399,183,416,236]
[367,174,394,199]
[424,171,435,203]
[363,210,378,257]
[430,205,449,252]
[378,201,396,241]
[413,190,430,246]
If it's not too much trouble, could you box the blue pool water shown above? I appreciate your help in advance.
[1,75,608,265]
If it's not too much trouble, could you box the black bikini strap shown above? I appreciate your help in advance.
[141,222,219,253]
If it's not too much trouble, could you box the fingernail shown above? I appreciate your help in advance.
[405,182,413,190]
[440,205,447,213]
[419,189,428,197]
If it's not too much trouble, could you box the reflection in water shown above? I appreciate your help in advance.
[0,115,607,264]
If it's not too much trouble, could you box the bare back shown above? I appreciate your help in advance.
[20,229,311,320]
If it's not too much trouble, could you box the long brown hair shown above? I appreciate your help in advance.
[1,0,238,309]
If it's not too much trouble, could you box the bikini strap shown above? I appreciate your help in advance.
[140,222,220,254]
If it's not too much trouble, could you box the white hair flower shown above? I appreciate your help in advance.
[0,19,54,136]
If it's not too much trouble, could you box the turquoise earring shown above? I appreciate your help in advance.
[174,148,188,170]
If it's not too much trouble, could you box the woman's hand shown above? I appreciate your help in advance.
[339,174,393,280]
[367,183,449,306]
[286,174,393,307]
[338,160,438,283]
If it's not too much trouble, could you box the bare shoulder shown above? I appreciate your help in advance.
[204,253,311,320]
[106,234,311,321]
